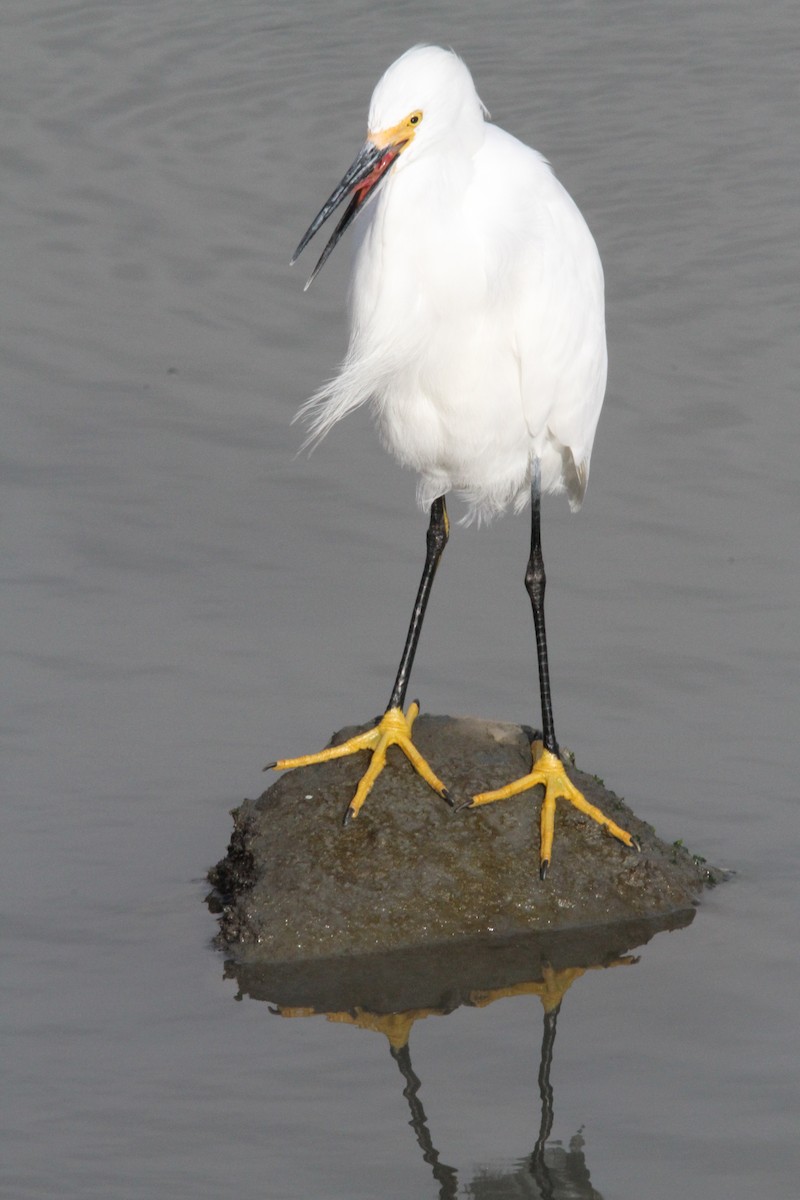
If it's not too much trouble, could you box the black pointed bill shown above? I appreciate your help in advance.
[292,138,406,290]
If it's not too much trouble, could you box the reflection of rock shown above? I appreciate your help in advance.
[209,715,720,962]
[235,952,619,1200]
[223,917,684,1016]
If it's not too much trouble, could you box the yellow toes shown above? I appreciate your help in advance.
[345,732,389,822]
[268,724,381,773]
[471,747,636,876]
[271,713,635,877]
[269,703,449,822]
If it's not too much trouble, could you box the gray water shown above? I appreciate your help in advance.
[2,2,798,1197]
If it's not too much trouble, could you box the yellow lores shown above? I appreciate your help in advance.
[372,109,423,151]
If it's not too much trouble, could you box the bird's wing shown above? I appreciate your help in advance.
[477,127,607,506]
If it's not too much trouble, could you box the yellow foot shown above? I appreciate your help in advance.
[469,745,638,878]
[266,702,450,823]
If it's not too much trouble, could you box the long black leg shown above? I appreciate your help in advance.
[386,496,449,712]
[267,496,451,818]
[524,462,558,756]
[468,467,636,873]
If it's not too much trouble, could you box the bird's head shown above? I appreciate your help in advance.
[368,45,486,162]
[292,45,487,289]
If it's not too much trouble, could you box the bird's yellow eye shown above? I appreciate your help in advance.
[409,111,422,126]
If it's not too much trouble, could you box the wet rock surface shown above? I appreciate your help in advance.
[208,715,719,964]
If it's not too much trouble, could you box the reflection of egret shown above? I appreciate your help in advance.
[271,962,631,1198]
[271,44,638,875]
[389,1045,459,1199]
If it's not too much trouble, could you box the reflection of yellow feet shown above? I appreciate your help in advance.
[267,702,450,824]
[469,958,637,1014]
[468,744,638,878]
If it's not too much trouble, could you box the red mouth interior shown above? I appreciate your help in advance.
[354,148,402,205]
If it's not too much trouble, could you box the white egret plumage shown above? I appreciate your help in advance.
[270,45,637,876]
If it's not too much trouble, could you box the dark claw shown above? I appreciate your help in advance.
[343,806,355,826]
[441,787,453,806]
[455,797,474,812]
[263,761,277,772]
[630,835,642,853]
[539,859,550,881]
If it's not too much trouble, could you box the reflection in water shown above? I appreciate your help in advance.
[467,1000,602,1199]
[391,1042,459,1199]
[384,980,607,1199]
[532,1004,559,1191]
[220,919,691,1197]
[275,966,618,1198]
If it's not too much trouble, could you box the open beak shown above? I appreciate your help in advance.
[292,137,407,290]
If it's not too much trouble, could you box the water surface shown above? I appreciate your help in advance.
[3,2,798,1197]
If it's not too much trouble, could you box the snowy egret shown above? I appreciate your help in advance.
[270,45,637,876]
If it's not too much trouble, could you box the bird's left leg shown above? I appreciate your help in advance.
[268,497,451,822]
[466,463,637,877]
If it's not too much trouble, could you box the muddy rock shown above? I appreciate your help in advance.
[208,715,718,963]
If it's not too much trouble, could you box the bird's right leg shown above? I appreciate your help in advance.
[267,497,451,823]
[467,463,636,876]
